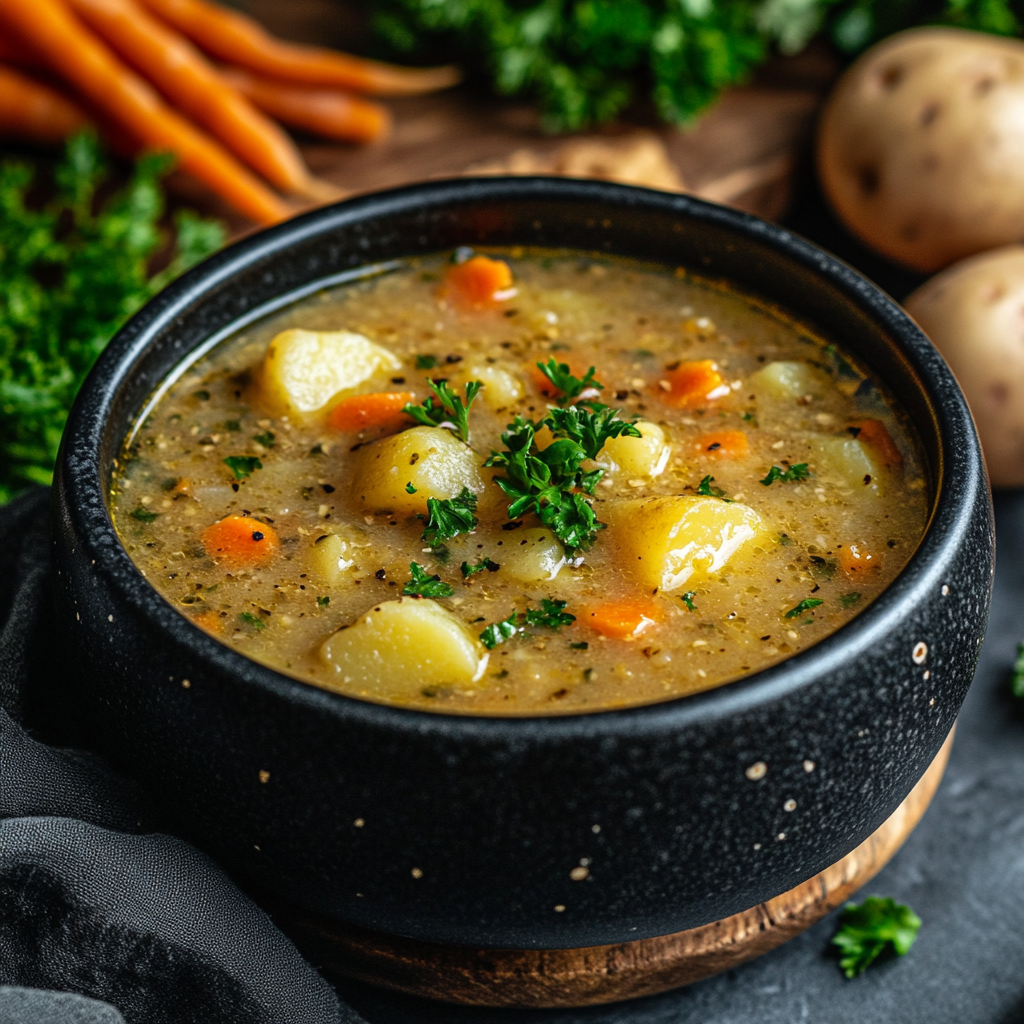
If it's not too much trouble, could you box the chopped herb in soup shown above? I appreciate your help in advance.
[109,249,929,715]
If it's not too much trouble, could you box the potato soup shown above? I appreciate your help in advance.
[109,249,929,715]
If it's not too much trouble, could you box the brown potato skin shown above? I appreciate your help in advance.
[904,245,1024,486]
[818,28,1024,273]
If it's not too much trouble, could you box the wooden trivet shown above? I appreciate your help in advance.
[275,729,952,1008]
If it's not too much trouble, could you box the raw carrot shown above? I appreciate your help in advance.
[839,543,879,577]
[136,0,461,96]
[192,609,224,634]
[0,65,92,143]
[441,255,516,310]
[694,429,748,459]
[658,360,730,408]
[219,67,391,144]
[328,392,416,433]
[201,514,279,567]
[65,0,334,201]
[583,599,660,639]
[847,419,903,469]
[0,0,290,224]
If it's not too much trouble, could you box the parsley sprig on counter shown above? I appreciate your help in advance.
[486,364,641,555]
[0,134,223,503]
[831,897,921,978]
[403,379,483,444]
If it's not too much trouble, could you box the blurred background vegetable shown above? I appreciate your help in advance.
[0,134,224,502]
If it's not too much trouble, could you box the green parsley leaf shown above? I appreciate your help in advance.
[761,463,811,486]
[839,592,862,609]
[524,597,576,630]
[403,562,454,598]
[461,556,500,577]
[253,431,275,447]
[545,404,641,461]
[0,133,223,503]
[317,596,330,608]
[223,455,262,480]
[831,897,921,979]
[415,354,438,370]
[696,475,734,501]
[403,379,482,443]
[238,612,266,631]
[1012,641,1024,698]
[784,598,824,619]
[405,481,418,494]
[420,487,478,545]
[680,591,697,612]
[536,358,603,403]
[570,641,589,650]
[129,506,160,523]
[480,611,521,650]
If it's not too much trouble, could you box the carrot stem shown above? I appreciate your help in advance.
[0,0,291,224]
[136,0,461,96]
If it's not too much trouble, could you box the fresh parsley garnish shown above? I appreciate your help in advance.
[479,598,576,648]
[536,358,602,404]
[317,596,330,608]
[784,598,824,619]
[129,506,160,523]
[680,591,697,611]
[461,556,500,577]
[420,487,478,545]
[544,403,641,459]
[761,463,810,485]
[403,562,454,598]
[403,379,482,443]
[839,592,862,609]
[831,897,921,979]
[0,133,223,503]
[223,455,262,480]
[696,475,733,501]
[238,612,266,631]
[252,431,275,447]
[405,481,418,494]
[415,354,438,370]
[1012,641,1024,698]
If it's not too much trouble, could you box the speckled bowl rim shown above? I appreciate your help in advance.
[59,176,985,744]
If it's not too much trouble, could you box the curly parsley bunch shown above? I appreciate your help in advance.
[372,0,1022,132]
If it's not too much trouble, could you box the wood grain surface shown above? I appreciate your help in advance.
[272,729,953,1009]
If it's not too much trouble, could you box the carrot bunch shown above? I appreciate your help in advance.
[0,0,459,223]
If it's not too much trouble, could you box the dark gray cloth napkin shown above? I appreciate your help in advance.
[0,487,356,1024]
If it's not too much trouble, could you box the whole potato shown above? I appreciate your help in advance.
[904,245,1024,486]
[818,28,1024,273]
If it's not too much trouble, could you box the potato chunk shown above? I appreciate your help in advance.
[319,598,487,700]
[600,420,670,477]
[605,496,767,592]
[814,436,886,498]
[750,361,833,403]
[352,426,484,515]
[259,329,400,415]
[308,531,364,586]
[455,363,524,411]
[500,528,566,583]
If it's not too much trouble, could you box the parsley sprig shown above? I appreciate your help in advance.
[696,475,733,501]
[831,897,921,978]
[223,455,262,480]
[419,487,478,545]
[462,556,499,578]
[536,358,602,404]
[479,597,576,649]
[761,463,810,485]
[402,562,454,598]
[403,379,483,443]
[784,598,824,619]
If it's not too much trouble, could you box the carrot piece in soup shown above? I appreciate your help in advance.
[847,419,902,469]
[584,599,660,639]
[695,429,748,459]
[660,360,729,408]
[201,515,279,567]
[840,543,879,577]
[328,391,415,433]
[192,610,224,634]
[442,255,515,309]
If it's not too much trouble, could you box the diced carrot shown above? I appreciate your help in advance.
[659,360,729,409]
[583,599,660,639]
[441,255,515,309]
[328,391,415,433]
[839,543,879,577]
[848,419,903,469]
[695,429,748,459]
[201,514,279,568]
[192,609,223,634]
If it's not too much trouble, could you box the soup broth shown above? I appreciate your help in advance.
[110,249,929,715]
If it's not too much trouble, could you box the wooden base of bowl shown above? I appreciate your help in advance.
[274,729,952,1009]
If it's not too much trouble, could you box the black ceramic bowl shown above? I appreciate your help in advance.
[53,178,993,951]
